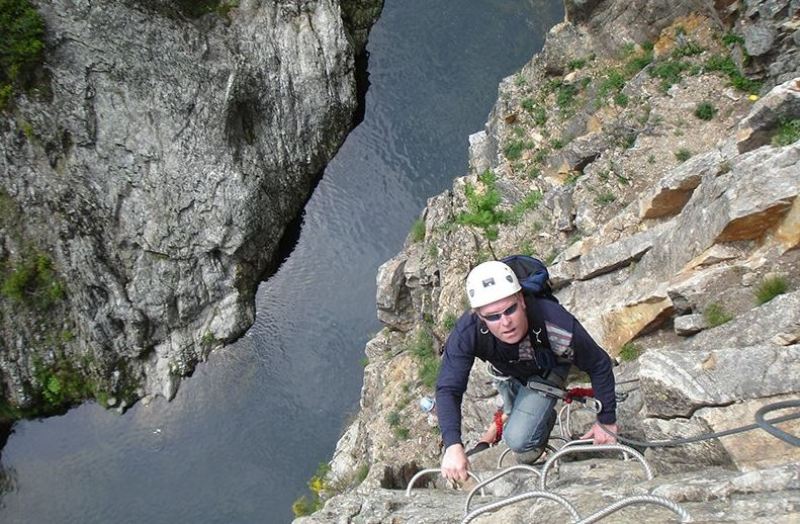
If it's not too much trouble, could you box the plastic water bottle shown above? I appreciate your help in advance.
[419,395,436,413]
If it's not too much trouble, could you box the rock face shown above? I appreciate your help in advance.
[298,0,800,522]
[0,0,382,411]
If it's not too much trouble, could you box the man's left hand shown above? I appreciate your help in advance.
[580,422,618,445]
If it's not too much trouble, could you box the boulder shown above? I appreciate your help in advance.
[674,314,707,336]
[376,255,414,331]
[639,344,800,418]
[638,150,722,219]
[736,77,800,153]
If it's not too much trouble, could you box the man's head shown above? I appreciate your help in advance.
[466,261,528,344]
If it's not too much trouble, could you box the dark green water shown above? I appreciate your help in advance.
[0,1,563,522]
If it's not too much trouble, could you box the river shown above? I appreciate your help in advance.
[0,1,563,522]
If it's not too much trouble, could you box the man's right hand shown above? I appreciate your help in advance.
[441,443,470,482]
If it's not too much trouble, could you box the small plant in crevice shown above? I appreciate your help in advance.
[521,98,536,112]
[650,59,690,91]
[410,218,425,243]
[704,303,733,327]
[771,119,800,147]
[355,464,370,485]
[408,330,439,389]
[442,313,457,332]
[704,54,761,93]
[568,58,587,71]
[595,191,616,205]
[671,41,704,59]
[504,138,533,161]
[722,32,745,47]
[618,342,642,362]
[755,275,788,305]
[694,101,717,121]
[674,148,692,162]
[386,410,410,440]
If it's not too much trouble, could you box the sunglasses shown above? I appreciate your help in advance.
[480,302,519,322]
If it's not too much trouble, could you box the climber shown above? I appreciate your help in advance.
[436,260,618,482]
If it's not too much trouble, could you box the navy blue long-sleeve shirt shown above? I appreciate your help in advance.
[435,296,616,448]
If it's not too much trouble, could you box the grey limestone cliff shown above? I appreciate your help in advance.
[296,0,800,521]
[0,0,382,414]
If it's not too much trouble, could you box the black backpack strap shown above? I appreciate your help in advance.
[473,313,493,361]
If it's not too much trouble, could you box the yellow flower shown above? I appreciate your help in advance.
[748,94,759,102]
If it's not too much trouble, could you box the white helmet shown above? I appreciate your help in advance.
[465,261,521,308]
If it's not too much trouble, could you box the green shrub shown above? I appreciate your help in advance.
[532,149,549,164]
[618,342,642,362]
[556,83,578,111]
[671,41,704,58]
[509,191,543,223]
[1,253,65,310]
[598,69,626,98]
[292,495,316,517]
[624,45,654,75]
[705,55,761,92]
[0,0,45,87]
[771,119,800,147]
[393,426,410,440]
[504,139,532,161]
[722,32,745,47]
[410,218,425,243]
[595,192,616,205]
[291,462,331,517]
[614,92,629,107]
[386,411,401,427]
[674,148,692,162]
[755,276,788,305]
[0,83,12,111]
[650,60,690,91]
[704,303,733,327]
[521,98,536,112]
[32,359,93,408]
[442,313,457,332]
[568,58,586,71]
[532,106,548,126]
[408,330,439,389]
[457,170,509,239]
[694,101,717,121]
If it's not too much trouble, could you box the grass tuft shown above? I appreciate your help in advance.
[694,101,717,121]
[771,119,800,147]
[618,342,642,362]
[674,148,692,162]
[755,276,788,305]
[704,303,733,327]
[410,218,425,243]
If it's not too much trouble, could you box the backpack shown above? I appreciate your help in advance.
[499,254,558,304]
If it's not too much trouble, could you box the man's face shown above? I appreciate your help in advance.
[477,293,528,344]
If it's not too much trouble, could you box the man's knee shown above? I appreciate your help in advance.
[503,409,555,452]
